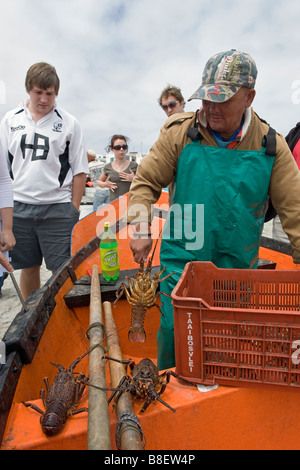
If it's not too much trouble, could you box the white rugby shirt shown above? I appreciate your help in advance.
[0,101,89,204]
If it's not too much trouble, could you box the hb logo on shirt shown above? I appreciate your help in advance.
[21,133,50,161]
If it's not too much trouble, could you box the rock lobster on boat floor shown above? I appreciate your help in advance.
[84,357,197,414]
[22,350,90,436]
[114,236,175,343]
[108,358,178,413]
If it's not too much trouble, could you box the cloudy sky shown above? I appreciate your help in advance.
[0,0,299,154]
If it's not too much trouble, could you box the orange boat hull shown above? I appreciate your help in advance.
[2,193,300,450]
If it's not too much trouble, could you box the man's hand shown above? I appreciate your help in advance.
[105,177,118,192]
[130,237,153,263]
[120,169,134,182]
[0,252,13,272]
[0,229,16,252]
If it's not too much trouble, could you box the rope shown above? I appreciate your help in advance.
[115,412,146,450]
[86,321,105,339]
[86,323,106,353]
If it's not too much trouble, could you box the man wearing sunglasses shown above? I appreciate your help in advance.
[158,84,185,117]
[127,49,300,371]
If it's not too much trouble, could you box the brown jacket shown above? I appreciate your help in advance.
[128,109,300,263]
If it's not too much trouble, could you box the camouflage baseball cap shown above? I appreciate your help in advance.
[188,49,257,103]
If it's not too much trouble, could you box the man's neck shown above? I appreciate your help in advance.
[27,102,53,122]
[198,107,252,142]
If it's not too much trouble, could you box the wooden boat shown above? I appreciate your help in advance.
[1,192,300,451]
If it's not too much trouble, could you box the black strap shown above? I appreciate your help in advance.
[187,127,203,141]
[263,127,277,222]
[263,126,277,156]
[264,198,277,222]
[187,110,203,141]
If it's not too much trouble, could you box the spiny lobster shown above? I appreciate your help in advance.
[114,235,174,342]
[22,350,90,436]
[84,356,196,414]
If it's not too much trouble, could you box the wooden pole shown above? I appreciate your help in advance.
[87,265,111,450]
[103,301,145,450]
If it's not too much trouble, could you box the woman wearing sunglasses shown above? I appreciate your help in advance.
[98,134,138,201]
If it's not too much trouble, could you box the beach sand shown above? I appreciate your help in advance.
[0,263,52,340]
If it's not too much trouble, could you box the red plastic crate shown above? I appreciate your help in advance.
[171,262,300,391]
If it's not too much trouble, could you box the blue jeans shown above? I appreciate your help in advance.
[93,189,110,211]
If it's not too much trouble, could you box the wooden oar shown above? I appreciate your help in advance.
[103,301,145,450]
[87,265,111,450]
[9,272,26,309]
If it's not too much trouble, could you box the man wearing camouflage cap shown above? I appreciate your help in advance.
[127,50,300,370]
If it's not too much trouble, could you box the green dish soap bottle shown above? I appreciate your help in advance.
[100,222,120,281]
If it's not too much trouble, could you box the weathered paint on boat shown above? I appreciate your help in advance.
[1,192,300,450]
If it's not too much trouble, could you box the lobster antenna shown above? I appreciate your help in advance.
[156,396,176,412]
[70,326,130,371]
[147,228,163,271]
[78,381,121,392]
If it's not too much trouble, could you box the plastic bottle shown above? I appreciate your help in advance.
[100,222,120,281]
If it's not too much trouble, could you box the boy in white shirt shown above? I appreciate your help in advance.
[0,62,89,299]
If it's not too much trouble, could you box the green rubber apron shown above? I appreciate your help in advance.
[157,132,275,370]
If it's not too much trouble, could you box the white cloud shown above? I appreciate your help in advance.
[0,0,300,153]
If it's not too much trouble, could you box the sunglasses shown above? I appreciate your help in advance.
[112,145,128,150]
[161,100,178,110]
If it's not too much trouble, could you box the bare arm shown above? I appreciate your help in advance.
[98,172,117,192]
[0,207,15,272]
[97,172,108,187]
[71,173,87,210]
[0,207,15,252]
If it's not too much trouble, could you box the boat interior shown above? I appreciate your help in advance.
[2,193,300,450]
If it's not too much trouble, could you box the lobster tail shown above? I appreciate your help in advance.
[128,327,146,343]
[129,306,147,343]
[41,401,67,435]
